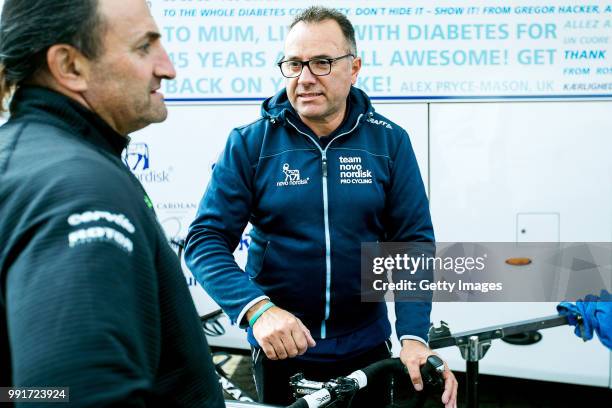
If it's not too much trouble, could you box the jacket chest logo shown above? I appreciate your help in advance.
[339,156,373,184]
[276,163,310,187]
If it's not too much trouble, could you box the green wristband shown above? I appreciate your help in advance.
[249,302,275,327]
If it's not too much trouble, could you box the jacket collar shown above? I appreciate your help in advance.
[9,85,129,157]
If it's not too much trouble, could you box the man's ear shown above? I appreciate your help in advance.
[350,56,362,85]
[45,44,89,92]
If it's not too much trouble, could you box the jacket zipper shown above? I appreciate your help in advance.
[286,114,364,339]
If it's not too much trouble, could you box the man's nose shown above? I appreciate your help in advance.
[297,63,317,85]
[156,46,177,80]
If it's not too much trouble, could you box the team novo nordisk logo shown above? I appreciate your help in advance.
[339,156,373,184]
[277,163,310,187]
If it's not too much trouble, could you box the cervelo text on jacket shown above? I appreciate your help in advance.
[185,87,434,346]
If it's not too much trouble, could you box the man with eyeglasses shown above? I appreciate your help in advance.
[185,6,457,408]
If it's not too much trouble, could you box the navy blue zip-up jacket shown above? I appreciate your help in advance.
[185,87,434,349]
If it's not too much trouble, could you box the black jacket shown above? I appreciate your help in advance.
[0,86,224,407]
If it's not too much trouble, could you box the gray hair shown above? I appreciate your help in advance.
[290,6,357,55]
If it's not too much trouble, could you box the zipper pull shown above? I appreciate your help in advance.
[322,157,328,177]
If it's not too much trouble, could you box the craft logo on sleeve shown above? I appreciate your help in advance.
[366,116,393,129]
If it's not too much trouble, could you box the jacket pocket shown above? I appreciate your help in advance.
[245,229,269,281]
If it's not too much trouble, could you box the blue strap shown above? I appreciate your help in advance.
[249,302,275,327]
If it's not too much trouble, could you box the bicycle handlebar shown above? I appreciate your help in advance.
[286,399,309,408]
[287,358,414,408]
[360,357,405,383]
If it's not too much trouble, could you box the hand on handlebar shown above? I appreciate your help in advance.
[400,339,458,408]
[248,302,316,360]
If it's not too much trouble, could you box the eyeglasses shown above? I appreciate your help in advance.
[277,54,355,78]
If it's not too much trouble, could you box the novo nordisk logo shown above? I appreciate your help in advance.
[123,143,150,170]
[122,142,172,184]
[276,163,309,187]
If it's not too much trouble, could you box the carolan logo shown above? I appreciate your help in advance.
[276,163,309,187]
[123,142,173,184]
[156,202,198,212]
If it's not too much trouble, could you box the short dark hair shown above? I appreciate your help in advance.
[290,6,357,55]
[0,0,105,111]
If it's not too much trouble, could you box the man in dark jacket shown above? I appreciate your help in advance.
[0,1,225,406]
[185,6,457,408]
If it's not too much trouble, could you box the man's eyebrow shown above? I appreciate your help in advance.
[283,54,333,60]
[136,31,162,43]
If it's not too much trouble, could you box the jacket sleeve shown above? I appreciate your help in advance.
[384,130,434,343]
[185,128,266,327]
[5,165,162,406]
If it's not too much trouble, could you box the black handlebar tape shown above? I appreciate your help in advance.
[286,398,309,408]
[360,358,405,381]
